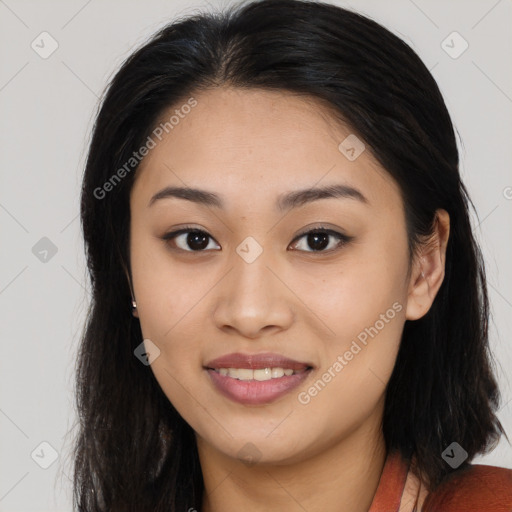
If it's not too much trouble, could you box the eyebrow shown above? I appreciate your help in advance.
[148,183,369,211]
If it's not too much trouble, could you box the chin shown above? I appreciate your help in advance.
[198,425,317,466]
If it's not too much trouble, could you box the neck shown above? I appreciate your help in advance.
[197,403,387,512]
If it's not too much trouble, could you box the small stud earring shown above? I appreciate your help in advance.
[131,299,137,310]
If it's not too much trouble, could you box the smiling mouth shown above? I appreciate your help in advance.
[203,351,314,404]
[204,366,314,405]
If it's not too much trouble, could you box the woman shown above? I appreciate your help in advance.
[74,0,512,510]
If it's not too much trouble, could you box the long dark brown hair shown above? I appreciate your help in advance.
[74,1,507,510]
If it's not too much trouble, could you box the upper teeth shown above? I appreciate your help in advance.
[214,367,296,381]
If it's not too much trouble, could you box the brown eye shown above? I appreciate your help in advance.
[162,225,352,254]
[162,228,220,252]
[290,228,352,253]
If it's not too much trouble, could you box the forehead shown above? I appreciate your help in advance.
[131,86,402,214]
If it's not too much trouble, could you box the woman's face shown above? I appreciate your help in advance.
[129,86,417,465]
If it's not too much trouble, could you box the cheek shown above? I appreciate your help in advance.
[129,226,215,409]
[290,231,408,406]
[130,227,209,338]
[290,233,409,343]
[294,300,405,439]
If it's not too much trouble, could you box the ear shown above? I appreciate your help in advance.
[405,209,450,321]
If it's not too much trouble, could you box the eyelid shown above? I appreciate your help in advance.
[288,225,352,252]
[161,225,221,251]
[291,225,348,242]
[161,224,352,253]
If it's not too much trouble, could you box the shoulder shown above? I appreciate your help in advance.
[422,463,512,511]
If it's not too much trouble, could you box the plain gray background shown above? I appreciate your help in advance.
[1,0,511,510]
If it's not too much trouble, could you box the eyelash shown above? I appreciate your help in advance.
[161,225,353,254]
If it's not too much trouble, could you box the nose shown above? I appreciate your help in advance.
[212,246,294,339]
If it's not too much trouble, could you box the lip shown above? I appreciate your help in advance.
[204,352,313,405]
[205,352,312,370]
